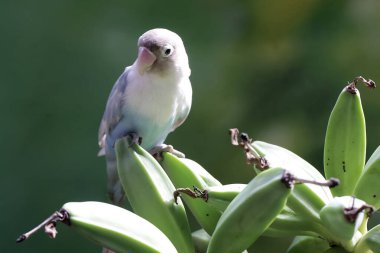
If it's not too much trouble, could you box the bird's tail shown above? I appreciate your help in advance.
[106,156,125,206]
[102,247,117,253]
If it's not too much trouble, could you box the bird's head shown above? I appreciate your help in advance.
[135,28,190,77]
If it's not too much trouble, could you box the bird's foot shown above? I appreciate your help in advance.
[124,132,142,146]
[151,144,185,161]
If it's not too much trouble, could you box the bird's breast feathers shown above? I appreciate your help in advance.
[123,68,192,127]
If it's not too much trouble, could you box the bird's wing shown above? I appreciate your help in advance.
[171,96,192,132]
[98,67,130,155]
[172,110,190,132]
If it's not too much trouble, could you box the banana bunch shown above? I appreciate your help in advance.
[17,76,380,253]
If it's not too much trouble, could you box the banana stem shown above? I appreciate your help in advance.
[229,128,269,169]
[16,209,69,243]
[353,76,376,88]
[344,204,374,223]
[174,187,207,204]
[281,171,339,189]
[347,76,376,94]
[293,177,340,188]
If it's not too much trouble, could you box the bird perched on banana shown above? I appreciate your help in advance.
[98,28,192,205]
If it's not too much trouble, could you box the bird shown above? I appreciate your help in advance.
[98,28,192,205]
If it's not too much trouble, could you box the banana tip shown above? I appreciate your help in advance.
[328,178,340,188]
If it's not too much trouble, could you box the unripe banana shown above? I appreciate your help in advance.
[287,236,330,253]
[191,229,248,253]
[115,138,194,253]
[179,157,222,187]
[192,229,210,253]
[324,246,351,253]
[324,81,369,196]
[251,141,333,221]
[64,202,179,253]
[202,184,246,212]
[265,211,323,238]
[319,196,371,250]
[354,224,380,253]
[207,168,293,253]
[354,145,380,209]
[160,152,222,235]
[17,201,178,253]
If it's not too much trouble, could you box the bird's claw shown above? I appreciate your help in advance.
[124,132,142,146]
[151,144,185,161]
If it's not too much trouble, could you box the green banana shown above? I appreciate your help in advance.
[18,201,178,253]
[324,79,372,196]
[200,184,246,212]
[250,140,333,221]
[354,145,380,209]
[354,224,380,253]
[319,196,372,251]
[178,157,222,186]
[207,168,293,253]
[159,152,222,235]
[324,246,351,253]
[191,229,248,253]
[192,229,210,253]
[63,202,178,253]
[115,138,194,253]
[287,236,330,253]
[265,211,323,238]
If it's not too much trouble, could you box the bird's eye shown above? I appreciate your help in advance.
[162,45,174,57]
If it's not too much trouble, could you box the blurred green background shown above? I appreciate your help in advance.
[2,0,380,252]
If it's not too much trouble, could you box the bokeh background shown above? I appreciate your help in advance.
[2,0,380,252]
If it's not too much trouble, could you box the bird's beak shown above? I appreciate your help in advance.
[136,47,156,75]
